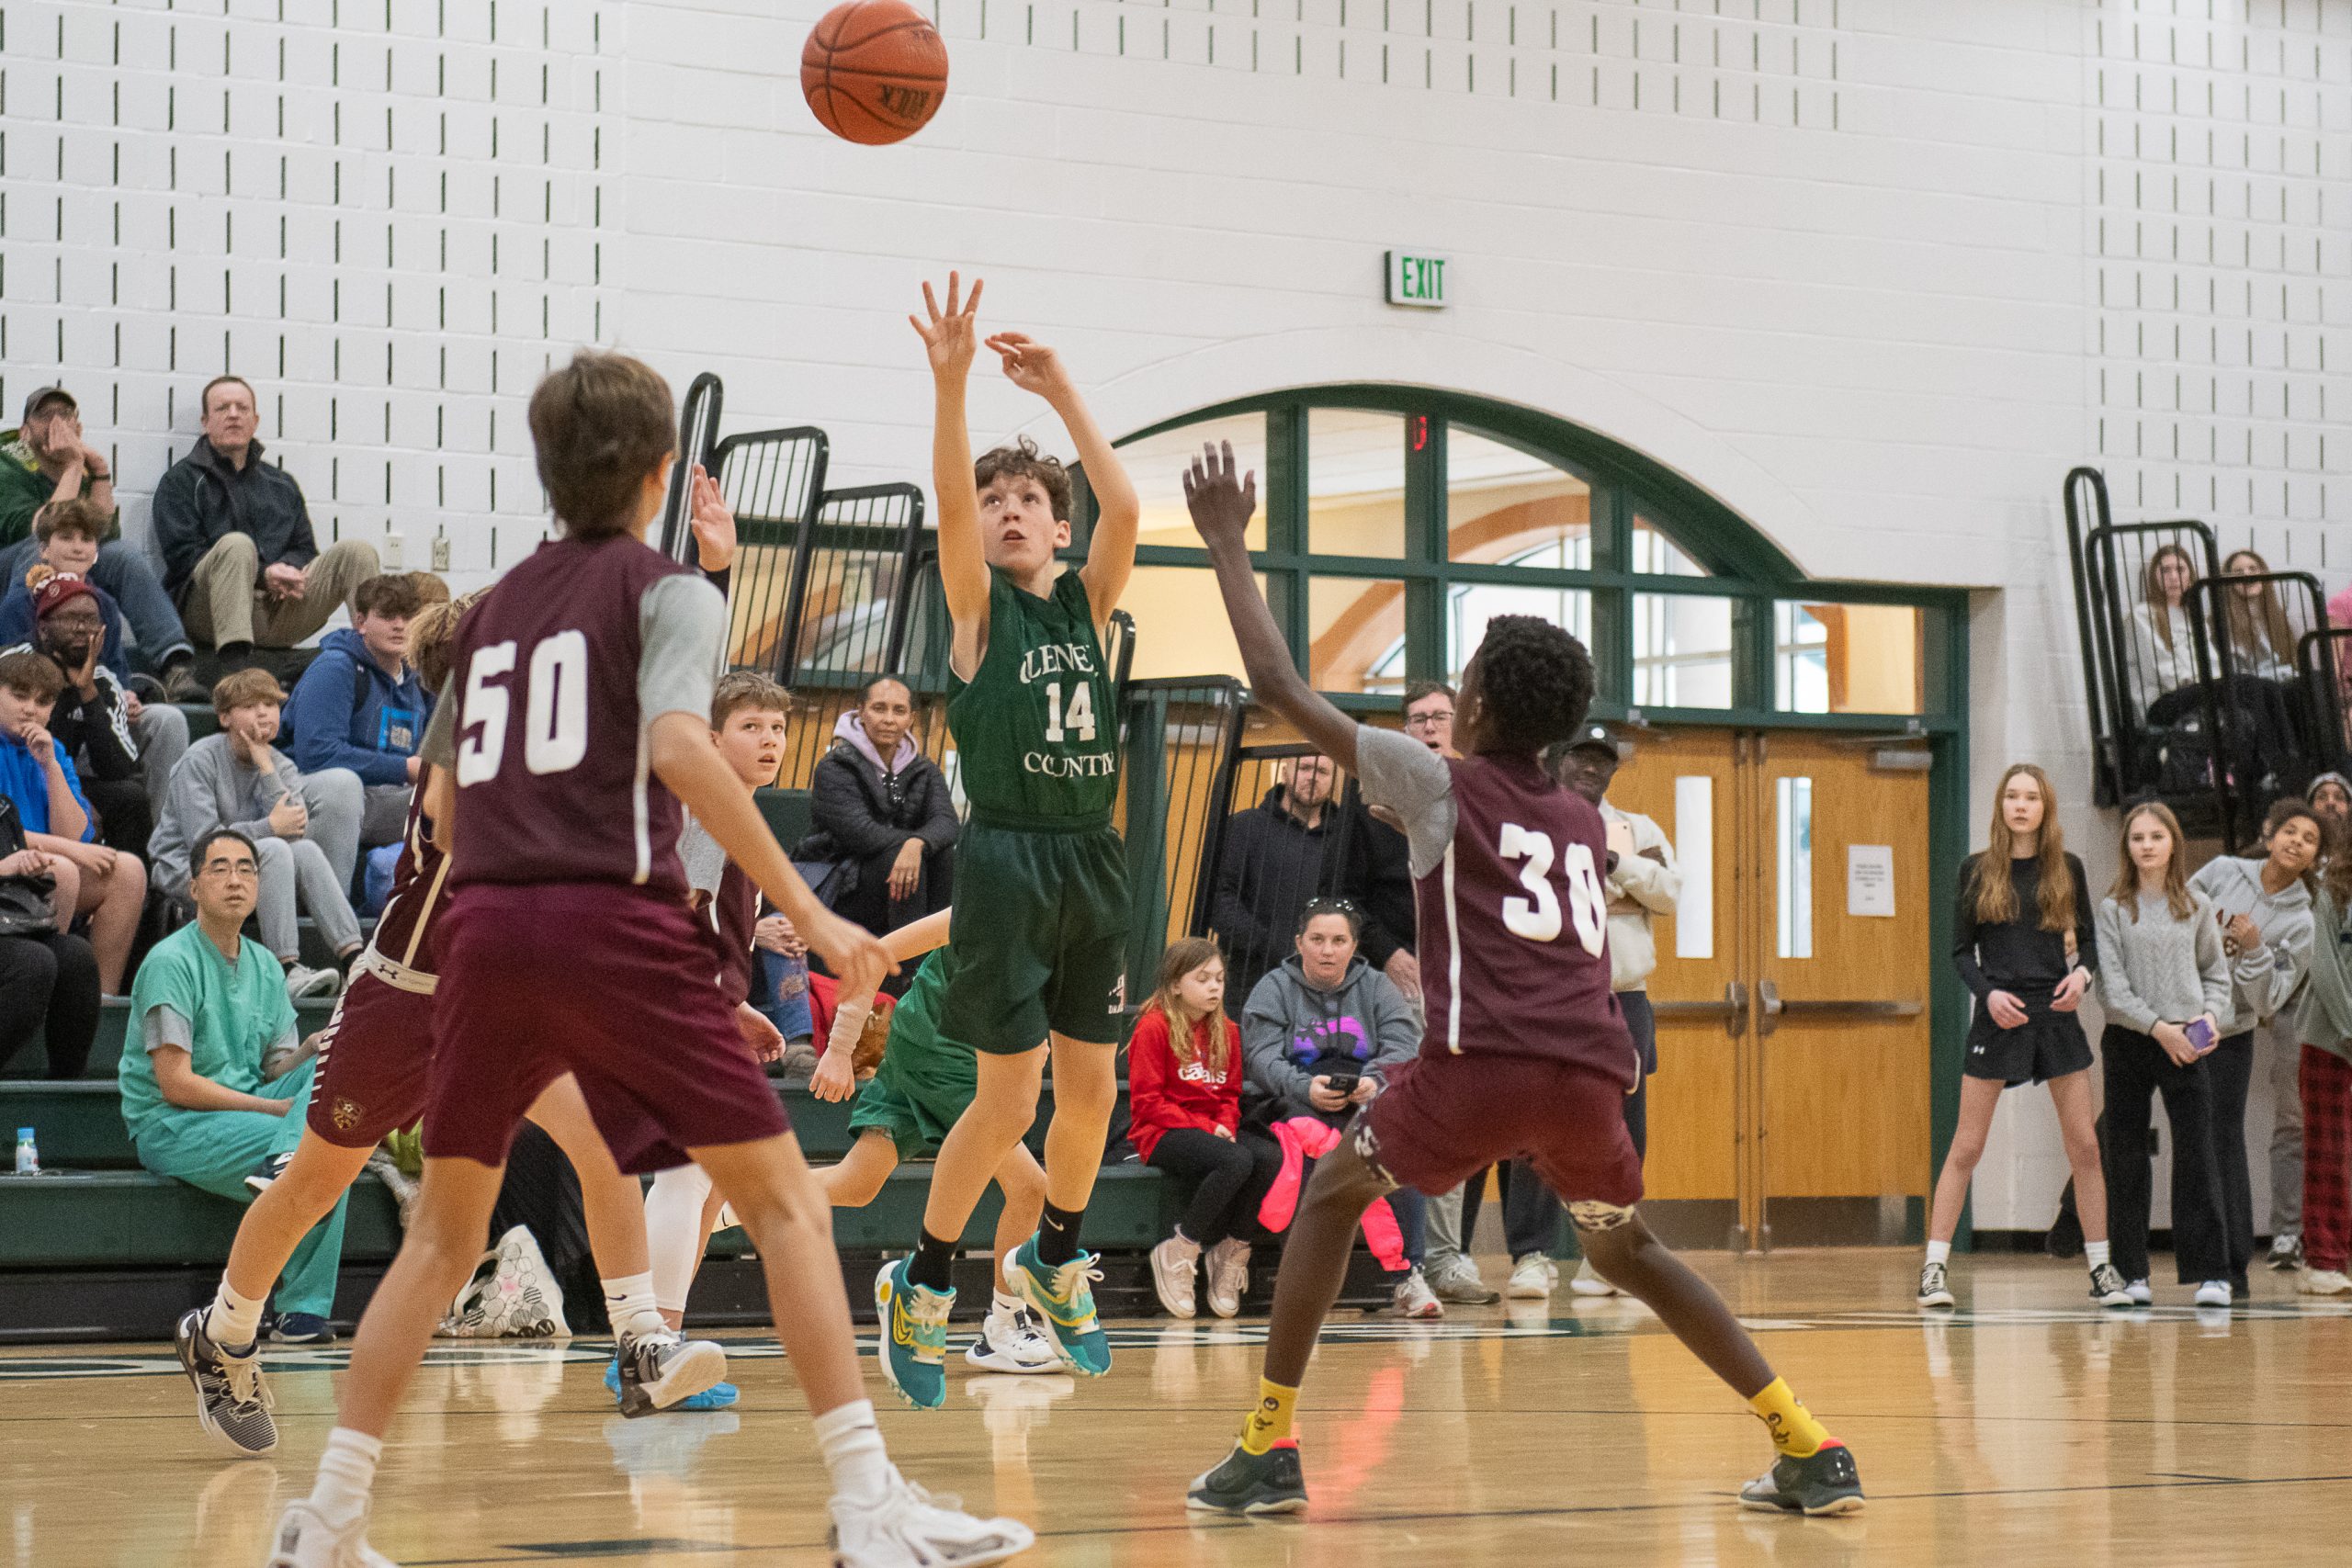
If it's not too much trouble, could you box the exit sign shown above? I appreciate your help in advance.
[1385,251,1450,309]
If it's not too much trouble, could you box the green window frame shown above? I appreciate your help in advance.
[1070,385,1963,732]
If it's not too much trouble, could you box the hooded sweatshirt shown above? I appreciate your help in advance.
[2187,854,2315,1034]
[795,711,958,865]
[1125,998,1244,1161]
[1239,952,1419,1128]
[284,626,428,788]
[2294,886,2352,1066]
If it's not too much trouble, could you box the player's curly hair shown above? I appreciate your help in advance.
[409,588,490,691]
[972,435,1073,522]
[1468,615,1592,756]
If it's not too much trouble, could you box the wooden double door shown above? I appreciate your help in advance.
[1607,728,1932,1250]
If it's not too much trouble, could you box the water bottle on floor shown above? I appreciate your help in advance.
[14,1128,38,1176]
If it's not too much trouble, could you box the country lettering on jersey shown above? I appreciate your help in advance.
[1023,750,1119,777]
[1018,642,1098,682]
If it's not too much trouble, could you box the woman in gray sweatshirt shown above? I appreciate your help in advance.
[2187,798,2320,1294]
[2094,801,2235,1304]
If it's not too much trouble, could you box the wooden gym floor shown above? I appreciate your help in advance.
[5,1250,2348,1567]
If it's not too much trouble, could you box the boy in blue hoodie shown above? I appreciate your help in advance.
[282,572,430,852]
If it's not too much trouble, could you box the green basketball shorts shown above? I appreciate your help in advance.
[936,819,1130,1054]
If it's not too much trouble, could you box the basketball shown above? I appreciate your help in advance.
[800,0,949,146]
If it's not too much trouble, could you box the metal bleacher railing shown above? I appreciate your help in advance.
[2064,466,2339,850]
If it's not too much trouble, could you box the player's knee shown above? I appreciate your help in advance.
[1944,1126,1989,1169]
[108,852,147,903]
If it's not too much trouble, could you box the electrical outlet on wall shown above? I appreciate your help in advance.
[431,533,450,571]
[381,534,404,570]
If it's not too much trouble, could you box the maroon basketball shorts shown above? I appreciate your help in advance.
[307,966,438,1148]
[423,882,790,1175]
[1360,1053,1644,1211]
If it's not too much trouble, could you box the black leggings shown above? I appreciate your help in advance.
[2210,1032,2258,1285]
[1148,1126,1283,1247]
[2101,1023,2229,1284]
[0,930,101,1078]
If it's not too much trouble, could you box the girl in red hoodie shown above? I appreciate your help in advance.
[1133,938,1274,1319]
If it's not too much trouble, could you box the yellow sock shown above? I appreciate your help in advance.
[1747,1377,1830,1458]
[1238,1378,1299,1455]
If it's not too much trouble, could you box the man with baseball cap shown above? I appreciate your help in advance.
[3,571,189,856]
[1,387,201,698]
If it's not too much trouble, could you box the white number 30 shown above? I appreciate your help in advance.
[1498,823,1607,956]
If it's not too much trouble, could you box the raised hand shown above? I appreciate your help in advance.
[910,271,984,382]
[1182,441,1259,551]
[984,332,1070,401]
[20,724,55,766]
[687,463,737,571]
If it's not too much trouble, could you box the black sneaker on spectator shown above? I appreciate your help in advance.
[266,1311,335,1345]
[2088,1262,2134,1307]
[160,659,207,705]
[1915,1259,1954,1308]
[245,1151,293,1194]
[2268,1233,2303,1270]
[174,1306,277,1458]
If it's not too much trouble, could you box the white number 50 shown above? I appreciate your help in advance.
[1498,823,1608,957]
[455,632,591,784]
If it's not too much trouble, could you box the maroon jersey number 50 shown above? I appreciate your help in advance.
[456,631,592,783]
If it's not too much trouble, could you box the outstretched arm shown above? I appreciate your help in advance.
[911,273,991,680]
[1184,442,1358,773]
[990,332,1138,626]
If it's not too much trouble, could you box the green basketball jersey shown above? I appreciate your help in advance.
[946,566,1119,826]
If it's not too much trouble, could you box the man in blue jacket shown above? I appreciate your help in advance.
[149,376,379,658]
[282,573,427,851]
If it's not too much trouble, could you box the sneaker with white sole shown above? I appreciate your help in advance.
[1505,1253,1553,1299]
[1392,1267,1443,1319]
[828,1470,1035,1568]
[437,1225,569,1338]
[2298,1268,2352,1296]
[2268,1233,2303,1270]
[876,1258,954,1408]
[245,1151,293,1194]
[283,964,340,1001]
[264,1499,399,1568]
[2193,1280,2232,1307]
[1916,1259,1955,1308]
[611,1328,729,1419]
[2088,1262,2134,1307]
[1204,1238,1251,1318]
[1426,1257,1498,1305]
[175,1306,277,1458]
[2124,1278,2154,1306]
[1150,1235,1201,1319]
[1567,1258,1620,1297]
[965,1300,1060,1374]
[1005,1238,1111,1376]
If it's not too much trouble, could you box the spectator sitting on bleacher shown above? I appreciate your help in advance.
[2129,543,2298,795]
[149,375,379,660]
[1239,896,1435,1316]
[283,572,429,853]
[0,386,200,698]
[0,790,98,1079]
[149,670,362,1001]
[6,570,193,858]
[2220,550,2305,682]
[2314,774,2351,831]
[1,500,193,812]
[797,675,958,941]
[0,647,147,995]
[1214,753,1348,1015]
[118,825,351,1345]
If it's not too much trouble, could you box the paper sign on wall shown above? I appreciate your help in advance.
[1847,845,1894,918]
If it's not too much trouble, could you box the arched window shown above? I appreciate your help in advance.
[1085,387,1948,720]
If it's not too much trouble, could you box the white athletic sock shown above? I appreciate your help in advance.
[601,1272,668,1342]
[2085,1241,2111,1269]
[643,1165,716,1322]
[308,1427,384,1531]
[1924,1240,1951,1267]
[207,1280,266,1350]
[812,1398,892,1505]
[990,1288,1025,1319]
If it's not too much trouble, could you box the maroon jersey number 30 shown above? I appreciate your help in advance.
[1415,753,1633,1084]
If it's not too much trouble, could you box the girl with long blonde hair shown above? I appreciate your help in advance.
[1921,763,2130,1309]
[2095,801,2235,1304]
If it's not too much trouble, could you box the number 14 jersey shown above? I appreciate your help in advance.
[1352,726,1638,1084]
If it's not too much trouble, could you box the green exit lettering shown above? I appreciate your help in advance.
[1385,251,1450,309]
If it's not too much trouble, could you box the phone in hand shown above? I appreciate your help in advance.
[2185,1018,2217,1055]
[1324,1072,1361,1098]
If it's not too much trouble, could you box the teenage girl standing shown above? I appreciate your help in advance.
[1922,763,2131,1309]
[2095,801,2235,1305]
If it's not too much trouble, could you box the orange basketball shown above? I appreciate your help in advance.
[800,0,950,146]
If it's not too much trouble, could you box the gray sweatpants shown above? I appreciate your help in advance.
[254,835,362,964]
[130,703,189,818]
[2268,1013,2303,1235]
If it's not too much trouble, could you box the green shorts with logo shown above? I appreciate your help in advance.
[847,952,979,1158]
[935,818,1130,1055]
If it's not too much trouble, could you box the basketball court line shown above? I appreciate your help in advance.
[4,1297,2347,1382]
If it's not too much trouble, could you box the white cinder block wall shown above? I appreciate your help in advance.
[3,1,2345,1227]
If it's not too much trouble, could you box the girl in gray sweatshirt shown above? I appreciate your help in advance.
[2187,798,2320,1291]
[2095,801,2235,1304]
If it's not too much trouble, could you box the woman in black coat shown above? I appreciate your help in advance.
[797,675,958,939]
